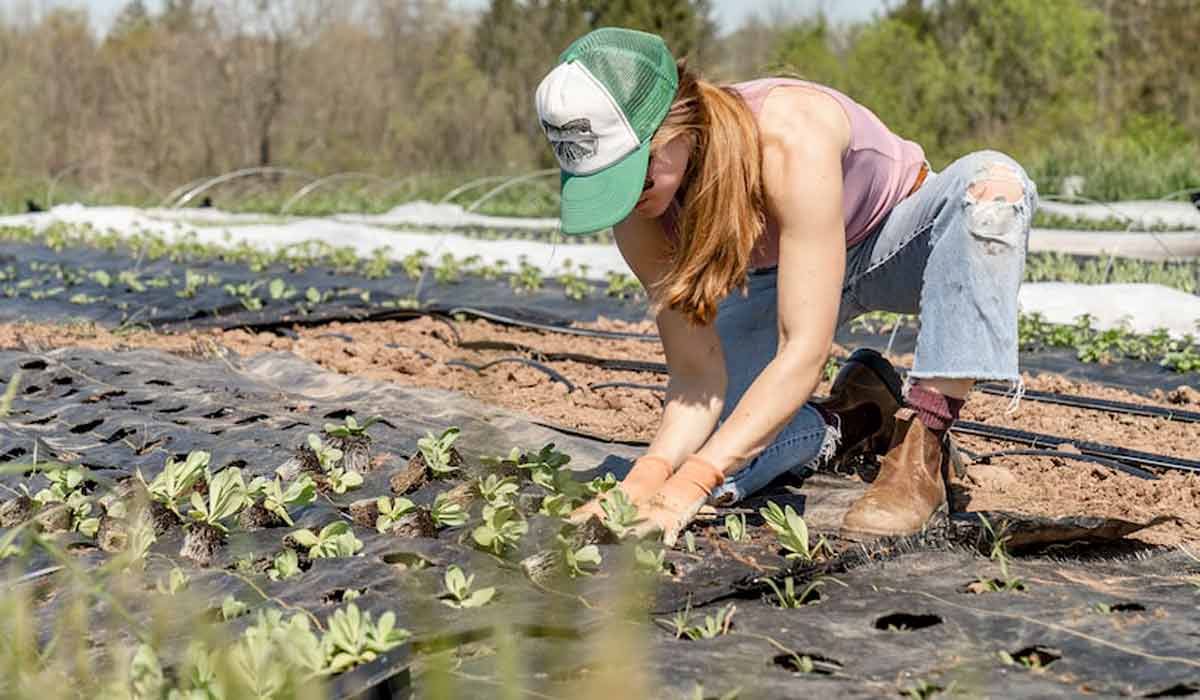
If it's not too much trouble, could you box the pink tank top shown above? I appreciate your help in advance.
[662,78,926,269]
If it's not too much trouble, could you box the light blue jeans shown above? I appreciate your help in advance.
[709,150,1039,504]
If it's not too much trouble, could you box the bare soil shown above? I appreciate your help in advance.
[2,318,1197,548]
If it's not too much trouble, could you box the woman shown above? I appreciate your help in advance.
[535,27,1037,544]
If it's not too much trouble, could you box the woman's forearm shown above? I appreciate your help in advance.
[646,373,725,467]
[695,346,825,474]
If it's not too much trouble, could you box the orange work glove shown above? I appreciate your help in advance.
[568,455,673,523]
[630,454,725,546]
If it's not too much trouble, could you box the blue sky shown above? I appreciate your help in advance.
[74,0,891,34]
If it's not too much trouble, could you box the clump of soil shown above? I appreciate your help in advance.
[96,511,128,553]
[181,522,224,566]
[390,448,465,496]
[237,502,287,530]
[348,498,380,530]
[0,494,35,527]
[391,509,437,539]
[33,504,72,533]
[328,434,373,473]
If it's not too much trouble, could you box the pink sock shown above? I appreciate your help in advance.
[906,384,965,435]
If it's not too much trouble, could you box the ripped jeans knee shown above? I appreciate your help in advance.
[962,159,1034,255]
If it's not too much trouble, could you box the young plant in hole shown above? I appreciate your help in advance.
[401,250,428,280]
[182,467,248,564]
[221,595,250,621]
[472,504,528,556]
[605,271,643,300]
[600,489,642,538]
[323,604,411,674]
[246,474,317,526]
[307,433,362,494]
[323,415,381,440]
[476,474,519,508]
[33,465,99,536]
[268,549,301,581]
[635,544,669,575]
[430,492,468,528]
[440,564,496,609]
[433,252,463,284]
[509,256,543,294]
[557,259,591,301]
[138,451,209,519]
[658,602,736,640]
[417,427,462,477]
[760,576,825,609]
[968,514,1026,593]
[684,530,697,554]
[292,521,363,558]
[155,567,190,595]
[586,472,618,496]
[222,280,264,310]
[760,501,828,561]
[375,496,417,533]
[268,278,298,301]
[724,513,749,543]
[558,534,602,578]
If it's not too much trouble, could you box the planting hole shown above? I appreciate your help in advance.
[323,408,354,420]
[1007,645,1061,669]
[84,390,126,403]
[104,427,135,444]
[321,588,368,605]
[23,384,42,395]
[70,418,104,434]
[157,405,186,414]
[146,379,173,386]
[772,652,842,676]
[51,376,73,386]
[129,399,153,406]
[1144,682,1199,697]
[19,359,47,371]
[874,613,942,632]
[235,414,268,425]
[1108,602,1146,613]
[1,447,27,461]
[222,460,248,470]
[382,552,435,570]
[203,407,233,419]
[27,413,57,425]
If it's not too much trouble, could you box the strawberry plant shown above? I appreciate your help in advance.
[374,496,417,533]
[476,474,519,507]
[32,465,98,536]
[292,521,363,558]
[724,513,749,543]
[268,549,301,581]
[306,434,363,494]
[323,604,411,674]
[760,577,825,608]
[430,493,468,528]
[635,545,669,575]
[471,504,528,556]
[417,427,462,477]
[439,565,496,609]
[600,489,641,538]
[323,416,381,439]
[136,451,209,521]
[557,534,601,578]
[760,502,828,562]
[155,567,190,595]
[658,603,736,640]
[221,595,250,621]
[246,475,317,526]
[182,467,248,564]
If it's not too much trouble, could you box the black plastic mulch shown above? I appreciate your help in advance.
[2,349,1195,698]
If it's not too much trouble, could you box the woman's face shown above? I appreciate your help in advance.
[634,133,691,218]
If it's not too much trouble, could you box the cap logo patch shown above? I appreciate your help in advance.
[542,118,598,165]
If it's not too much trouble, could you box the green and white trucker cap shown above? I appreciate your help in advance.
[535,28,679,234]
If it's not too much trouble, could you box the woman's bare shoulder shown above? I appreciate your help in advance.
[755,85,851,155]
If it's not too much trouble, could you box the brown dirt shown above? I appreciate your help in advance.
[2,317,1198,548]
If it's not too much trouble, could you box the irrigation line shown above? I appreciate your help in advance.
[444,307,659,341]
[976,383,1200,424]
[951,420,1200,474]
[444,357,575,393]
[955,447,1158,481]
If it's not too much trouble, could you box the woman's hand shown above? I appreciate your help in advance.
[628,455,725,546]
[567,455,674,524]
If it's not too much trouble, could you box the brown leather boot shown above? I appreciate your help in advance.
[839,409,948,540]
[815,348,904,464]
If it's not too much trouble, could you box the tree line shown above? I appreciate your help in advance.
[0,0,1195,204]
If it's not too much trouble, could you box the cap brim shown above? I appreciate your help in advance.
[559,141,649,235]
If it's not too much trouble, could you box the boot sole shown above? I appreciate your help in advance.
[838,501,950,542]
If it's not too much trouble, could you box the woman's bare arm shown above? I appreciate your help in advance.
[613,212,726,467]
[694,88,849,473]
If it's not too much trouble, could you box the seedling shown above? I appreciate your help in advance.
[968,514,1026,593]
[476,474,519,507]
[223,280,264,310]
[635,544,669,575]
[760,576,824,609]
[599,489,641,538]
[472,504,528,556]
[433,252,463,284]
[323,415,381,439]
[292,521,363,558]
[417,427,462,476]
[586,472,618,495]
[725,513,749,543]
[323,604,411,674]
[374,496,417,533]
[558,260,591,301]
[430,492,468,528]
[658,602,736,640]
[509,256,543,293]
[221,595,250,621]
[440,565,496,608]
[155,567,190,595]
[605,271,643,300]
[684,531,697,554]
[760,501,828,561]
[247,475,317,526]
[307,433,344,471]
[307,434,362,494]
[268,549,301,581]
[558,534,602,578]
[32,465,99,536]
[186,468,248,532]
[401,250,429,280]
[268,278,297,300]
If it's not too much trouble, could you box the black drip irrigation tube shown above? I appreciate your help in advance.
[976,382,1200,424]
[955,447,1159,481]
[444,306,659,342]
[444,357,576,393]
[951,420,1200,475]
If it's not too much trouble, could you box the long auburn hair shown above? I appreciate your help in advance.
[651,59,765,326]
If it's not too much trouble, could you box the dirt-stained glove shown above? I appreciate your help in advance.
[629,454,725,546]
[567,455,674,524]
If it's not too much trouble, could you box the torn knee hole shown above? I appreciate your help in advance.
[967,162,1024,204]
